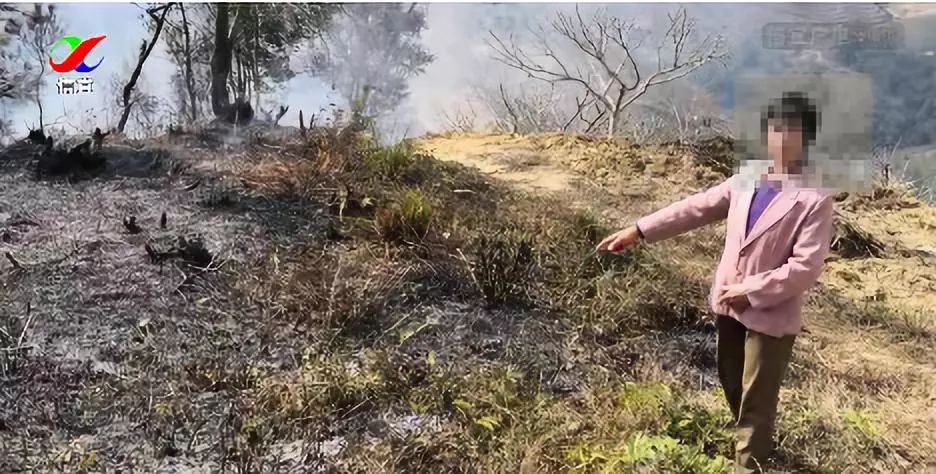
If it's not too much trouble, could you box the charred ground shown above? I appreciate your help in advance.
[0,124,934,473]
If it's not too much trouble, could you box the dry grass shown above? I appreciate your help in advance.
[831,211,888,258]
[780,314,936,471]
[409,132,936,472]
[220,129,737,470]
[466,229,536,308]
[2,125,934,472]
[845,178,924,212]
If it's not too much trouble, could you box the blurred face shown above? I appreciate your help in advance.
[766,118,805,174]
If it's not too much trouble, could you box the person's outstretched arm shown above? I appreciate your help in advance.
[635,176,734,243]
[597,176,735,253]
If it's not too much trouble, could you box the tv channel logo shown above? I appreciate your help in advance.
[762,22,903,51]
[48,35,106,96]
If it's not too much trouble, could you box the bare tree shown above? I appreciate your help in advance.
[117,3,173,133]
[625,81,729,144]
[439,103,478,133]
[1,5,29,141]
[489,6,727,138]
[439,80,607,135]
[480,82,566,134]
[178,3,198,122]
[109,64,164,138]
[310,4,434,120]
[18,4,62,131]
[210,2,232,118]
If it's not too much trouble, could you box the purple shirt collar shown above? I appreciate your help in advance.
[746,181,781,237]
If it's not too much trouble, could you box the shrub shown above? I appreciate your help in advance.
[375,207,407,244]
[554,243,707,343]
[400,188,433,239]
[366,140,416,179]
[468,230,536,308]
[617,381,673,428]
[558,382,735,473]
[375,188,433,244]
[665,402,735,457]
[256,351,385,421]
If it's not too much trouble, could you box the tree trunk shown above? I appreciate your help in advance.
[37,97,43,130]
[210,3,232,117]
[180,3,197,122]
[33,40,47,130]
[117,4,172,133]
[606,110,616,139]
[253,11,260,111]
[235,53,243,97]
[35,67,44,129]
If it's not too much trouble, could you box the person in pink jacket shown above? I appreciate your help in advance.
[597,92,834,473]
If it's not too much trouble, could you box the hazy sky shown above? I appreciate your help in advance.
[7,2,340,137]
[7,2,767,138]
[5,3,929,140]
[11,3,158,133]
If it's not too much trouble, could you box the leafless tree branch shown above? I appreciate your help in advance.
[498,83,520,134]
[117,2,174,133]
[488,6,726,138]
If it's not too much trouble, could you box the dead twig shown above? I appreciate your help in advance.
[144,243,163,263]
[187,418,208,454]
[0,346,35,353]
[5,251,22,270]
[273,105,288,126]
[457,248,481,293]
[499,83,520,134]
[17,302,34,347]
[7,217,40,227]
[831,211,886,258]
[174,265,190,298]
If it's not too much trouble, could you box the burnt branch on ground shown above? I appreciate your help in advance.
[145,235,215,269]
[832,212,887,259]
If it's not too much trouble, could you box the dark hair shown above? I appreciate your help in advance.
[760,91,820,147]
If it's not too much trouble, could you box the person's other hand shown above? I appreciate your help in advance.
[718,283,751,313]
[596,226,641,254]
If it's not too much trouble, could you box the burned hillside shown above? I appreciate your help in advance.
[1,2,935,473]
[0,120,933,472]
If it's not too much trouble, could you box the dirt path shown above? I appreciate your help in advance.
[420,134,583,194]
[418,133,660,230]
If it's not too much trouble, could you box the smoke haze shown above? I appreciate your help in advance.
[4,3,936,171]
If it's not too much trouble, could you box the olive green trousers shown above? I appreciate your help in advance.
[716,315,796,474]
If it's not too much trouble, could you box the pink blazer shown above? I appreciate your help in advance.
[635,175,835,338]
